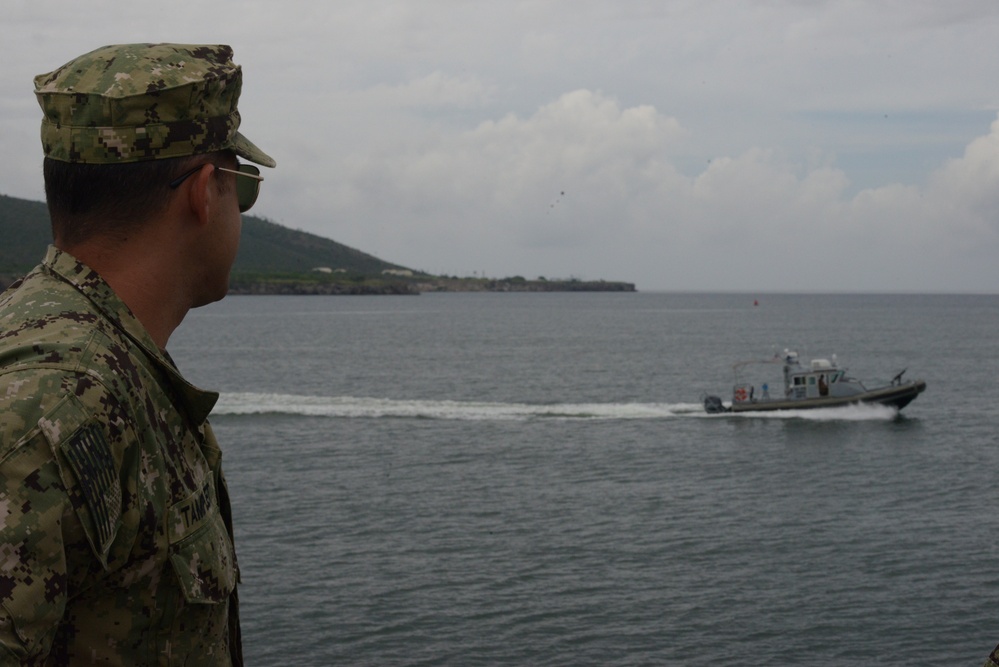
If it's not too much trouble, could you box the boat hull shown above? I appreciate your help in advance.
[709,380,926,414]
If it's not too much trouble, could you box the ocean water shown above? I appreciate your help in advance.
[170,292,999,665]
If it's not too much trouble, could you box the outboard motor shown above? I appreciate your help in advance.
[703,395,728,414]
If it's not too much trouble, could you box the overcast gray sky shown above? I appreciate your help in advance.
[3,0,998,292]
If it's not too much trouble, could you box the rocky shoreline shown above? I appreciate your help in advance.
[227,278,636,295]
[1,274,636,296]
[415,279,636,293]
[227,281,419,295]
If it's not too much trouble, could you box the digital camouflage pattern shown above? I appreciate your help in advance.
[34,43,275,167]
[0,247,242,665]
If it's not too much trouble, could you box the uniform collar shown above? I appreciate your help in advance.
[42,245,220,423]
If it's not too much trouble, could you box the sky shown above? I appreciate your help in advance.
[2,0,998,292]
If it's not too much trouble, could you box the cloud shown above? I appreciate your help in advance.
[2,0,998,291]
[322,90,684,258]
[926,117,999,237]
[307,86,999,291]
[358,72,498,110]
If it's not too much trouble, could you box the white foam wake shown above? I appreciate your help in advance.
[731,402,900,421]
[211,393,897,421]
[213,392,701,420]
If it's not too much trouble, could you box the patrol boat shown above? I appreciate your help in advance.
[702,350,926,414]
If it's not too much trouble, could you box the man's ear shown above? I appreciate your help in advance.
[185,163,216,227]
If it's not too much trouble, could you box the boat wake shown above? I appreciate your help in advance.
[727,403,900,421]
[213,393,899,422]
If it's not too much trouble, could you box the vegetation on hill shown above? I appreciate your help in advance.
[0,193,407,276]
[233,216,408,276]
[0,194,53,274]
[0,193,635,294]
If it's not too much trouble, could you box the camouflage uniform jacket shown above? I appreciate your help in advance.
[0,246,242,665]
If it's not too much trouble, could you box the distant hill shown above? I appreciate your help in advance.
[0,194,53,274]
[0,193,636,294]
[0,193,411,277]
[234,216,410,276]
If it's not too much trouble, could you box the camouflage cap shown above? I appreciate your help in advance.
[34,43,276,167]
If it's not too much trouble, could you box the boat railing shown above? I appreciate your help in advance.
[731,357,785,383]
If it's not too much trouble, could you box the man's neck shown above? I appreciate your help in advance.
[59,239,192,349]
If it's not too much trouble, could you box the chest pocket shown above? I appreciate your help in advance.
[167,475,236,604]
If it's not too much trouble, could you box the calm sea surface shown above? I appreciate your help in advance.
[170,292,999,666]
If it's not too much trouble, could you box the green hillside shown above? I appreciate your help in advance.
[0,193,411,277]
[234,215,408,275]
[0,193,636,294]
[0,194,53,273]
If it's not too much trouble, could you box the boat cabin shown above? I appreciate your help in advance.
[732,350,866,404]
[784,357,844,399]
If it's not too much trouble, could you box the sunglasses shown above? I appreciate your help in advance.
[169,163,264,213]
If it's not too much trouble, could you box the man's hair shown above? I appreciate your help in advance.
[44,152,230,247]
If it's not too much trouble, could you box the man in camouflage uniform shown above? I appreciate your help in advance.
[0,44,275,665]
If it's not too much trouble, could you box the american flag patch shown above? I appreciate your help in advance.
[61,423,122,555]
